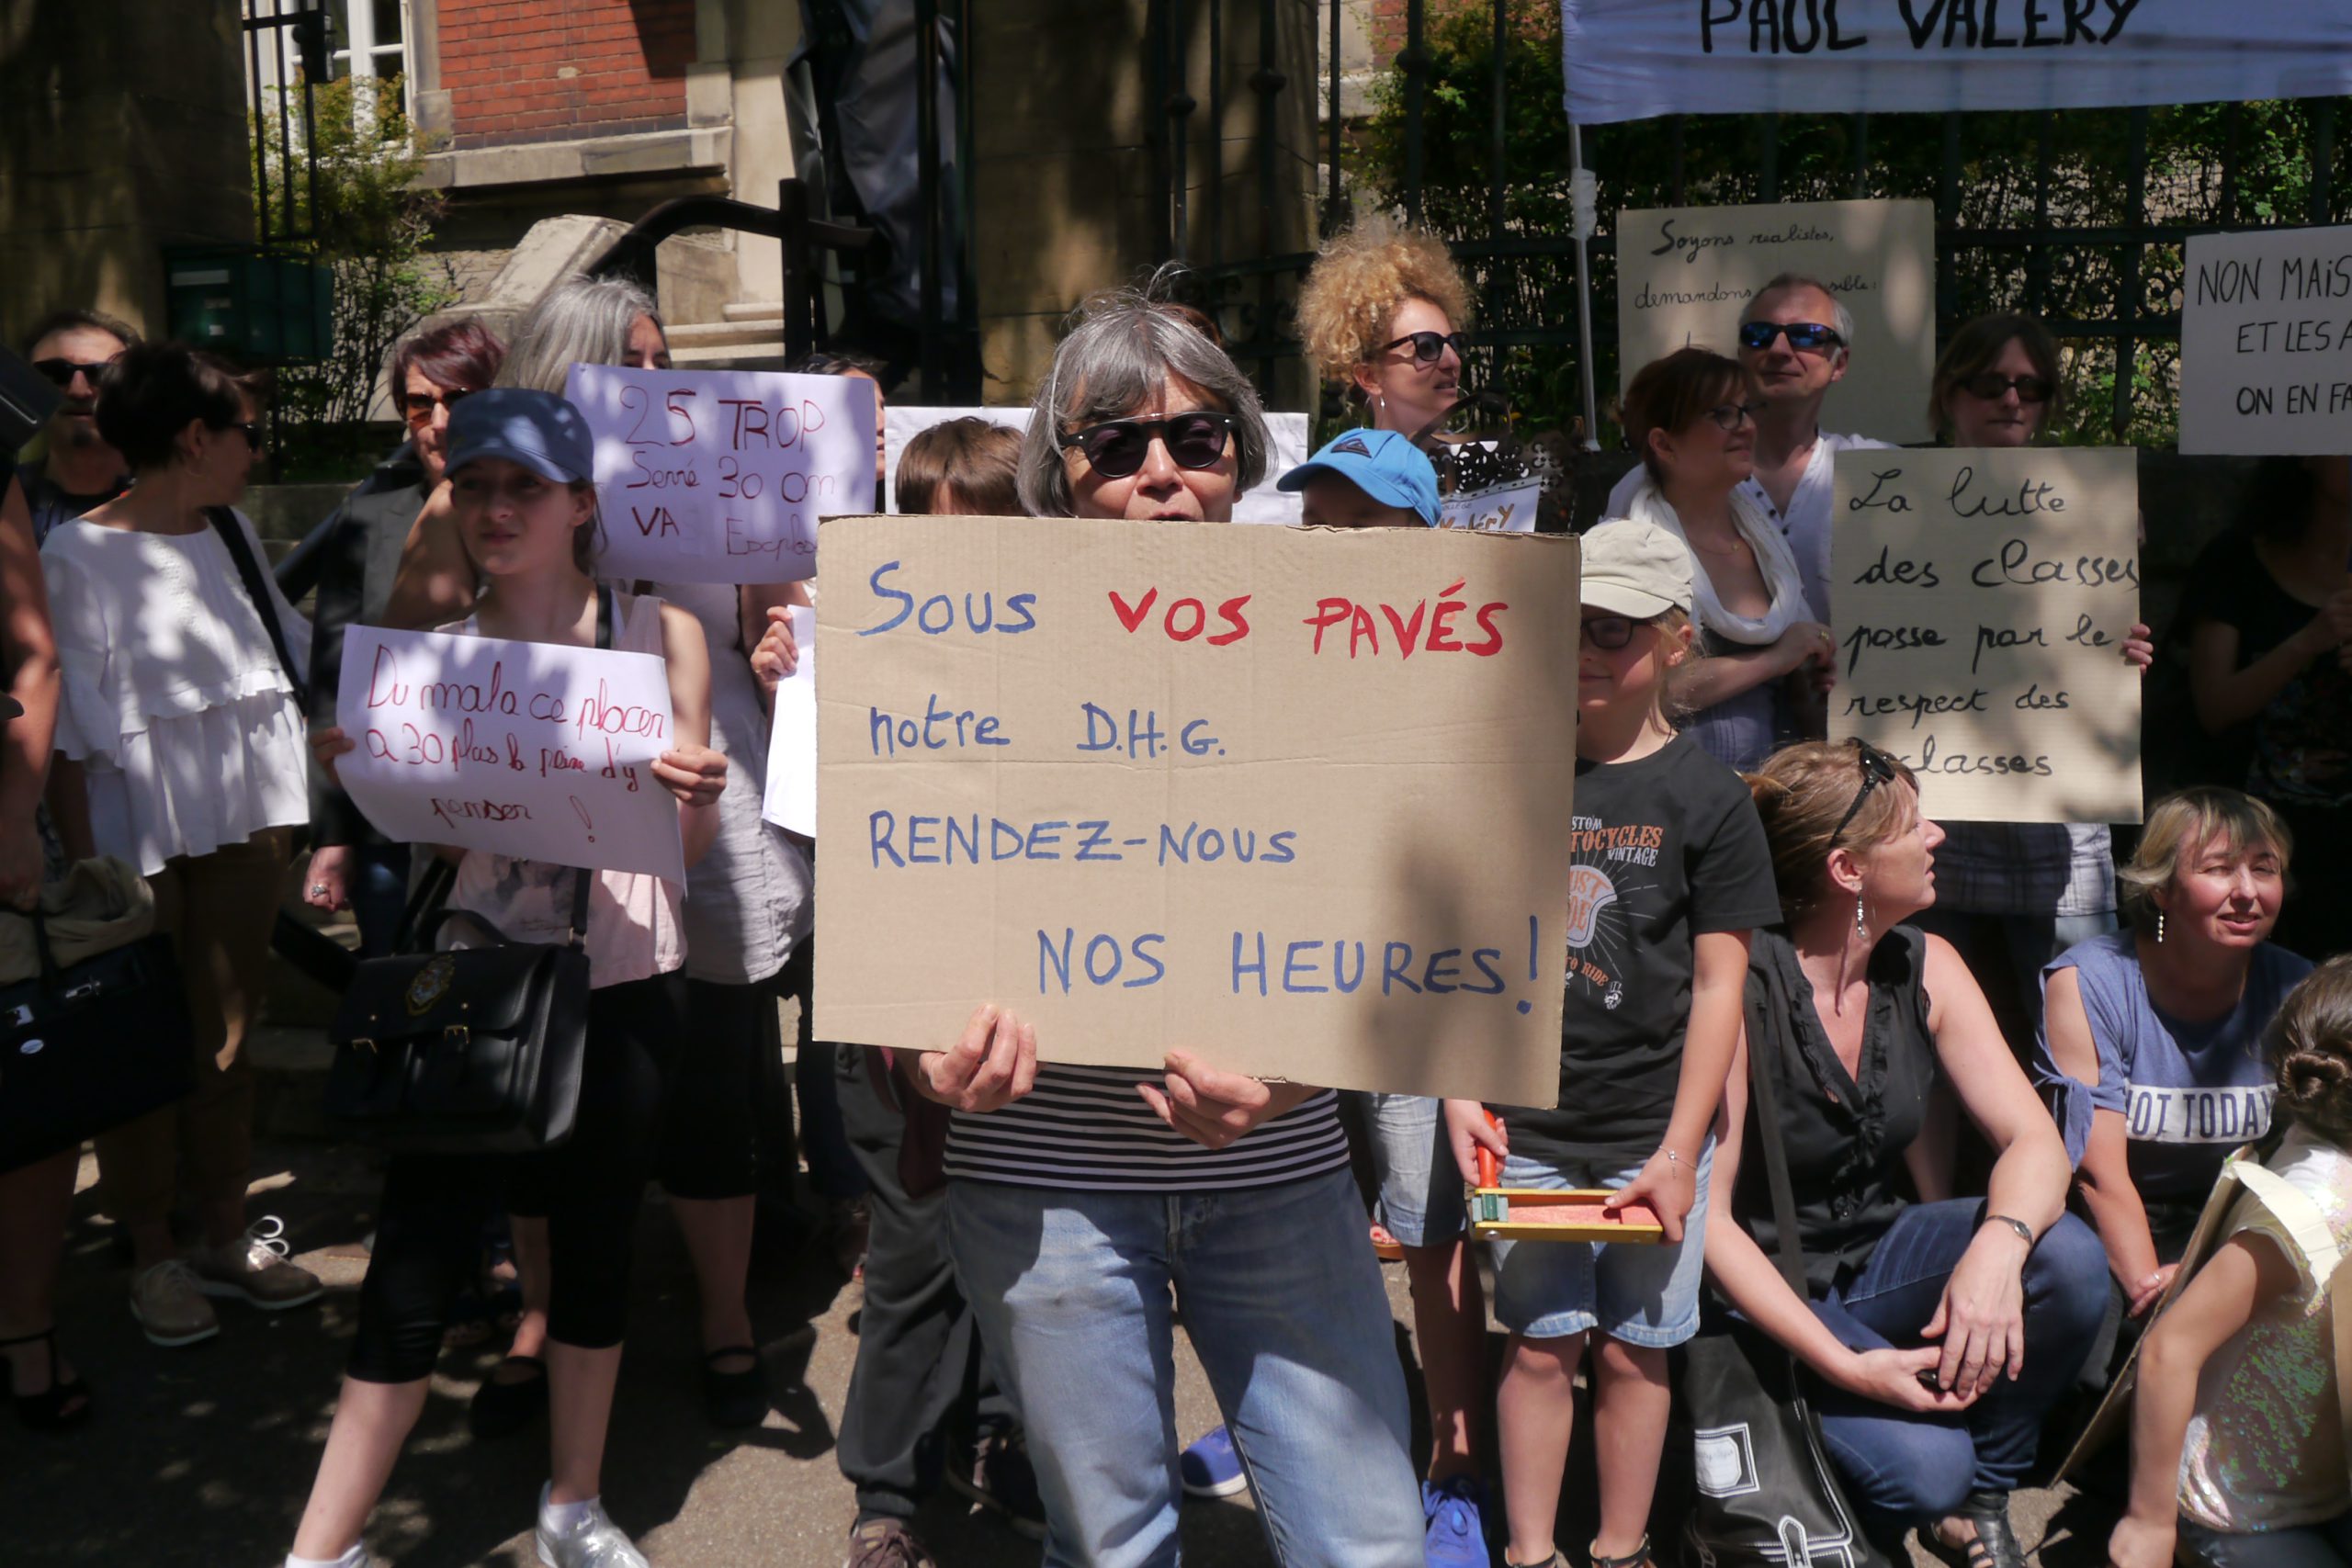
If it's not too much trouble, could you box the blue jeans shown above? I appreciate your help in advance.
[2179,1514,2352,1568]
[1363,1093,1463,1247]
[347,841,412,959]
[946,1168,1424,1568]
[1490,1141,1713,1347]
[1806,1201,2107,1521]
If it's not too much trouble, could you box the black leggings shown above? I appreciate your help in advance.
[654,976,778,1201]
[346,974,684,1384]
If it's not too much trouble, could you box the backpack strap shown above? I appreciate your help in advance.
[206,506,310,709]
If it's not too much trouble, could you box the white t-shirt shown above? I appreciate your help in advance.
[1606,429,1894,625]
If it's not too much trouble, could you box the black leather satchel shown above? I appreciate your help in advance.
[1669,956,1892,1568]
[321,587,616,1155]
[0,910,197,1173]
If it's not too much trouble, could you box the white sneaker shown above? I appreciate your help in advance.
[536,1486,650,1568]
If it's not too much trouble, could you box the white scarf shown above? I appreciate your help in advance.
[1621,474,1809,648]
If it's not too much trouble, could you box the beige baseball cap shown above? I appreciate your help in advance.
[1578,518,1694,618]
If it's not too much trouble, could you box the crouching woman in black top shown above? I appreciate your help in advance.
[1702,741,2108,1568]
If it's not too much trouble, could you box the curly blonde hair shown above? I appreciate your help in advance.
[1295,226,1475,397]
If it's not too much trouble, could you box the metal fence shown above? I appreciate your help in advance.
[1154,0,2347,444]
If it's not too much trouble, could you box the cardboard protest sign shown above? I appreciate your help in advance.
[2179,226,2352,455]
[566,364,877,583]
[335,626,686,881]
[762,605,817,838]
[812,515,1580,1103]
[1830,448,2143,825]
[1615,198,1937,444]
[881,405,1311,524]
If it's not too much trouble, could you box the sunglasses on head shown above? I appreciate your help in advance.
[1958,372,2053,405]
[1580,613,1651,650]
[1830,739,1903,847]
[1738,321,1844,354]
[1057,411,1237,480]
[33,357,114,388]
[401,386,473,428]
[1379,330,1468,367]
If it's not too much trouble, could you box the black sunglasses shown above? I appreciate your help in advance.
[1829,739,1903,847]
[33,357,113,388]
[229,420,265,454]
[401,386,473,427]
[1738,321,1844,354]
[1057,411,1237,480]
[1957,372,2053,405]
[1379,330,1468,367]
[1580,614,1647,651]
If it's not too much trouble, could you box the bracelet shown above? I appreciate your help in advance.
[1984,1213,2036,1248]
[1661,1147,1690,1177]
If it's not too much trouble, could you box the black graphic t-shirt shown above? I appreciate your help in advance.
[1498,734,1781,1164]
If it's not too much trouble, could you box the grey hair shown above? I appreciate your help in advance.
[1016,286,1270,518]
[1742,271,1858,357]
[497,276,664,394]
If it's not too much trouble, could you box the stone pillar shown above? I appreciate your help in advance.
[0,0,254,344]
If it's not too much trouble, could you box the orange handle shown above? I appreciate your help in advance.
[1476,1110,1500,1189]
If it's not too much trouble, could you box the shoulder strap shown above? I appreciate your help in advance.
[1744,954,1815,1298]
[2233,1159,2346,1286]
[207,506,310,708]
[565,585,615,945]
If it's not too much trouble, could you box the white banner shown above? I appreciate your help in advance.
[1560,1,2352,125]
[335,626,687,881]
[882,405,1312,525]
[2178,225,2352,456]
[762,605,818,837]
[566,364,877,584]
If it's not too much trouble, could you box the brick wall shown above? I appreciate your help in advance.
[439,0,697,150]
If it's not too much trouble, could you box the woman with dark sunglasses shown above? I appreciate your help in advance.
[1295,225,1473,446]
[1617,347,1836,773]
[1706,739,2106,1568]
[901,287,1427,1568]
[1912,314,2155,1055]
[39,342,324,1352]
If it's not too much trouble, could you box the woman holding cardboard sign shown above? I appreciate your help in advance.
[293,388,725,1568]
[1616,347,1838,773]
[1707,740,2106,1568]
[903,288,1427,1568]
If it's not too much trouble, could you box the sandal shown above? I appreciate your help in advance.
[1589,1536,1655,1568]
[1,1329,91,1431]
[468,1354,548,1440]
[701,1345,768,1428]
[1918,1494,2026,1568]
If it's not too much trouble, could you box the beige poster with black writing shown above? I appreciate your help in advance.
[1615,198,1937,444]
[1830,448,2142,824]
[811,514,1580,1104]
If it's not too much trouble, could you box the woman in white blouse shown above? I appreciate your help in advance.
[1616,347,1838,772]
[40,344,322,1350]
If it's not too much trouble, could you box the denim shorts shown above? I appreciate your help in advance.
[1363,1093,1464,1247]
[1488,1141,1713,1348]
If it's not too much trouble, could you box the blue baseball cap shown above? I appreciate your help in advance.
[1277,428,1442,526]
[445,388,595,485]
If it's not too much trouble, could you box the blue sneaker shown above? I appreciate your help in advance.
[1178,1425,1250,1498]
[1421,1474,1491,1568]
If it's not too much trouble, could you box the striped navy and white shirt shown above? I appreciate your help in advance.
[943,1065,1351,1192]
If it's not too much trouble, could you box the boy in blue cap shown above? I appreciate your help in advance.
[1279,426,1442,529]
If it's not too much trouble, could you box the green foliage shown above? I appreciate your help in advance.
[1345,6,2349,449]
[256,75,456,479]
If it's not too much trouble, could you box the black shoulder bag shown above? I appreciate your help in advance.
[319,590,615,1154]
[1670,956,1891,1568]
[206,506,310,710]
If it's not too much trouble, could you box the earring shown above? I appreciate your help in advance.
[1854,894,1868,938]
[2156,910,2166,944]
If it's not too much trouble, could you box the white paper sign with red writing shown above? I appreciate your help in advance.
[566,363,878,584]
[335,626,687,881]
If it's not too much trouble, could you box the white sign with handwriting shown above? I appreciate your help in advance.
[2179,225,2352,456]
[335,626,687,880]
[1615,198,1937,445]
[1831,447,2143,825]
[566,363,878,584]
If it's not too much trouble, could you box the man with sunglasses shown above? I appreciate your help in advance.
[1611,273,1892,628]
[15,309,137,546]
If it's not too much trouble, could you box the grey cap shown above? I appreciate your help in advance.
[445,388,594,485]
[1578,518,1694,618]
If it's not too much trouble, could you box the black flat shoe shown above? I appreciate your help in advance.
[1918,1492,2026,1568]
[701,1346,768,1428]
[1,1329,90,1431]
[469,1354,548,1440]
